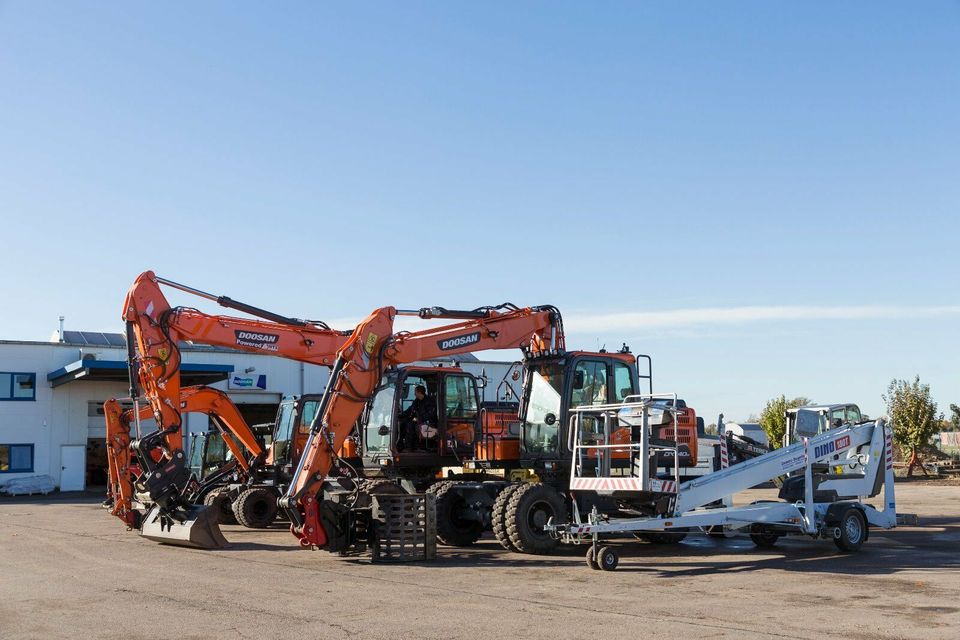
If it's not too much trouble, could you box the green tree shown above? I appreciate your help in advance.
[949,404,960,431]
[883,376,942,476]
[759,396,813,449]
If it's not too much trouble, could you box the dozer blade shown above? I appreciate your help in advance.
[139,504,229,549]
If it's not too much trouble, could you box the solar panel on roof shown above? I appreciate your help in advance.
[61,330,126,346]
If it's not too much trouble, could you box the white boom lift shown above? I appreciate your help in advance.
[545,395,897,571]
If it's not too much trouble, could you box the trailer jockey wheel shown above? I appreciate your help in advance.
[833,507,866,553]
[597,546,619,571]
[585,546,600,570]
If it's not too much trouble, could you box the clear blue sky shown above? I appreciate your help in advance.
[1,2,957,421]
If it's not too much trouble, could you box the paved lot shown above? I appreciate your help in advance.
[1,483,958,640]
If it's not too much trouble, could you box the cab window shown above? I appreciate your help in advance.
[612,362,635,402]
[846,406,861,423]
[571,360,608,407]
[830,407,847,429]
[365,385,396,454]
[298,400,320,435]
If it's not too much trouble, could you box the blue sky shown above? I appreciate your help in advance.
[1,2,957,421]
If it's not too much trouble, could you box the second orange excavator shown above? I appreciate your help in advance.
[107,271,351,547]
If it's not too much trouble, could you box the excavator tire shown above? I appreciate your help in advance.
[202,487,237,525]
[505,483,566,555]
[234,487,279,528]
[432,481,483,546]
[359,479,406,495]
[491,484,521,552]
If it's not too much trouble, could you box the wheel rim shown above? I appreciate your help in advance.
[527,499,553,535]
[845,514,863,544]
[603,553,615,568]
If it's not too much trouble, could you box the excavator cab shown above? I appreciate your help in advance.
[362,366,481,483]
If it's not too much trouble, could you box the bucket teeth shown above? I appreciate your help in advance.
[139,504,229,549]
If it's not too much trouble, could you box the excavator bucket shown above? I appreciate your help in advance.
[139,504,229,549]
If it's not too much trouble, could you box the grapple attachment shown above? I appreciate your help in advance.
[139,503,229,549]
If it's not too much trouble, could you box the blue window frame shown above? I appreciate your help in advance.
[0,444,34,473]
[0,372,36,401]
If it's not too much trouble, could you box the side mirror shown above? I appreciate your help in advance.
[377,425,390,436]
[544,413,557,426]
[573,371,585,390]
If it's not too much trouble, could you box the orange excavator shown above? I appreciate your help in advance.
[279,304,700,555]
[280,303,565,551]
[106,271,352,547]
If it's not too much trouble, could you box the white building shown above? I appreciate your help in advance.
[0,330,520,492]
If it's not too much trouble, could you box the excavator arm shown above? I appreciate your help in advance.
[109,271,351,546]
[282,303,564,548]
[105,386,264,528]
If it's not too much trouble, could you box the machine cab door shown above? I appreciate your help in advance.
[440,371,480,454]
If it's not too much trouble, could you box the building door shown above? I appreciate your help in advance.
[60,445,86,491]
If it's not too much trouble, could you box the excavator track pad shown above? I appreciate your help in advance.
[139,504,229,549]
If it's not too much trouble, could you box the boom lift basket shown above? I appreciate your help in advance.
[370,493,437,563]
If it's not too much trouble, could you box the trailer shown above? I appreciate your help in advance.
[545,396,897,571]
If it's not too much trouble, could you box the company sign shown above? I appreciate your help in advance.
[814,434,852,460]
[228,374,267,390]
[437,331,481,351]
[234,330,280,352]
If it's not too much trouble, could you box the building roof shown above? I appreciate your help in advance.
[47,359,234,387]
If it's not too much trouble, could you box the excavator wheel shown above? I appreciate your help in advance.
[234,487,279,528]
[491,484,521,552]
[431,482,483,546]
[505,483,566,555]
[359,479,406,496]
[202,487,237,525]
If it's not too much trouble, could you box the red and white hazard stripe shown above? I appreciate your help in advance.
[885,427,893,470]
[570,476,677,494]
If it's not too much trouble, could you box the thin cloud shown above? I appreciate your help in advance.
[565,305,960,332]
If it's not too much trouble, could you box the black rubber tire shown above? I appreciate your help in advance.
[360,479,406,495]
[640,530,688,544]
[749,532,780,548]
[505,483,567,555]
[202,487,237,525]
[234,487,278,528]
[432,482,483,546]
[833,508,866,552]
[597,546,619,571]
[492,484,521,552]
[585,546,600,570]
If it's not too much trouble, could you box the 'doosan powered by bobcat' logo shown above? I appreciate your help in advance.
[234,330,280,352]
[437,331,481,351]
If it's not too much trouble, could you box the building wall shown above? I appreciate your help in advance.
[0,338,522,489]
[0,341,335,488]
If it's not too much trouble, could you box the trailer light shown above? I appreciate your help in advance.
[664,521,673,527]
[786,517,800,524]
[380,459,391,466]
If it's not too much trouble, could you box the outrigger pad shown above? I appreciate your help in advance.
[139,504,229,549]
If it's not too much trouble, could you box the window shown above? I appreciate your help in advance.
[0,444,34,473]
[365,385,396,454]
[444,375,478,420]
[612,362,635,402]
[0,373,36,401]
[571,361,608,407]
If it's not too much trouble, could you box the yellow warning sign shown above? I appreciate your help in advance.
[364,332,379,355]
